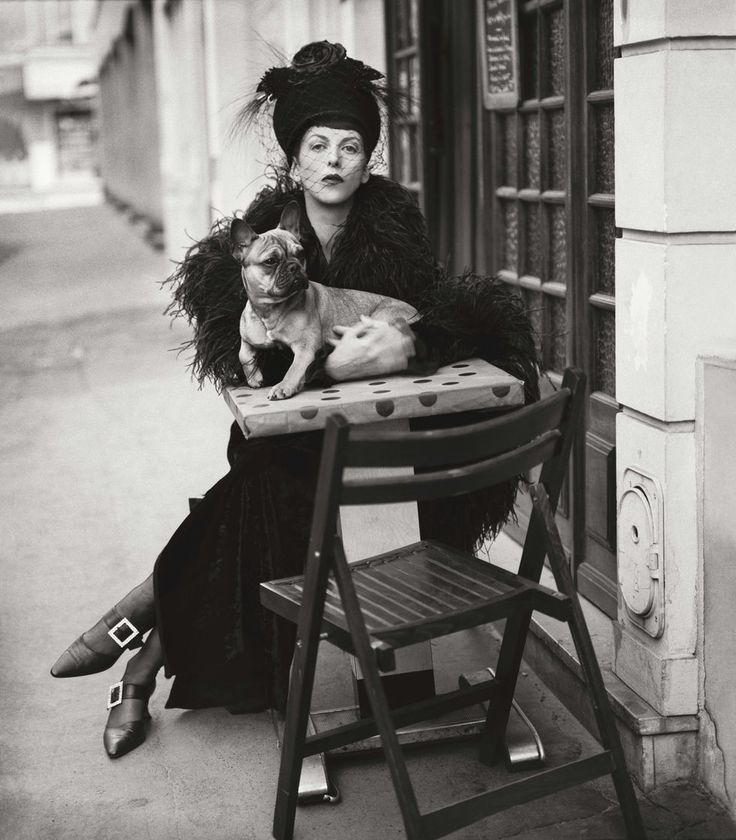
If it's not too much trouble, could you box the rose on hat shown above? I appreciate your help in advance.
[291,41,347,77]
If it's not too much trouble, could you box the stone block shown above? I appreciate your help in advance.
[615,0,736,45]
[615,50,736,233]
[616,238,666,418]
[616,413,698,657]
[615,52,666,230]
[666,51,736,232]
[614,622,698,716]
[651,729,698,786]
[617,238,736,421]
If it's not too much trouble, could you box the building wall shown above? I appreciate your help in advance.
[98,0,162,224]
[613,0,736,814]
[0,89,33,187]
[0,0,98,191]
[698,355,736,813]
[150,0,385,260]
[152,0,210,261]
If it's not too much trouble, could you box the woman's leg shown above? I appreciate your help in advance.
[51,573,156,677]
[103,626,164,759]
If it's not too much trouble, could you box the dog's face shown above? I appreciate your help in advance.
[231,202,308,301]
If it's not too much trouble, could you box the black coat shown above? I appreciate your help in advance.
[156,175,539,712]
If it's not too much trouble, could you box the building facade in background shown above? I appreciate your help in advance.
[0,0,99,192]
[91,0,736,819]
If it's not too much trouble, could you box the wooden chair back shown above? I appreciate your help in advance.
[305,367,585,572]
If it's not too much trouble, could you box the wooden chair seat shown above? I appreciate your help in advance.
[262,539,571,667]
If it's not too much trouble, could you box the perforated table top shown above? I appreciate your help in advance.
[224,358,523,439]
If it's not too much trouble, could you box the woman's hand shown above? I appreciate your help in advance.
[324,316,415,381]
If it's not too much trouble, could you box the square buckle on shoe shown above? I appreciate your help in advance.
[107,681,124,710]
[107,617,139,649]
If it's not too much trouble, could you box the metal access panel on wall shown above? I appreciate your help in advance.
[617,468,665,638]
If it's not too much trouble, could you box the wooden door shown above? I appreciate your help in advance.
[386,0,620,616]
[483,0,620,616]
[571,0,619,616]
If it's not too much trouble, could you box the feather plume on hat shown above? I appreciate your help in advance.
[236,41,392,163]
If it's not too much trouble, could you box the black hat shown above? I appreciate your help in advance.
[255,41,384,162]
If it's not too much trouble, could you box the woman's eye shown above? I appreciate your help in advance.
[343,145,360,155]
[309,143,325,152]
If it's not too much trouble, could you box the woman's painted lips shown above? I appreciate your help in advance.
[322,174,344,184]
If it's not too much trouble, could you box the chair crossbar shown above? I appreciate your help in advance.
[345,388,570,468]
[530,587,571,621]
[340,431,561,505]
[420,752,615,840]
[303,677,504,757]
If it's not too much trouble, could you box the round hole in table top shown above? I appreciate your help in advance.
[441,381,459,386]
[321,396,340,401]
[236,393,252,399]
[254,403,271,408]
[458,371,477,377]
[368,381,386,386]
[375,399,395,417]
[322,388,340,393]
[451,363,470,368]
[413,378,432,384]
[373,389,391,394]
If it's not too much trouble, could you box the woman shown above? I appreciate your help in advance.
[51,41,539,759]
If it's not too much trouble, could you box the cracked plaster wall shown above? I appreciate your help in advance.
[698,357,736,817]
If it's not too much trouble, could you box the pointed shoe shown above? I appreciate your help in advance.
[103,681,154,759]
[51,609,146,678]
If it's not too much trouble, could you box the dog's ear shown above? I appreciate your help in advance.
[230,218,259,262]
[277,201,302,239]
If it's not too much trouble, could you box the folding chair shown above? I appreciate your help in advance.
[260,367,645,840]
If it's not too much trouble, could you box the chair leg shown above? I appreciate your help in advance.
[530,484,646,840]
[271,627,322,840]
[271,553,334,840]
[479,503,555,766]
[477,606,533,766]
[332,548,425,840]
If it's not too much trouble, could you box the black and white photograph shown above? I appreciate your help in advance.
[1,1,735,838]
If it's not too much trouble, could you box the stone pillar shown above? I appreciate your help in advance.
[613,1,736,718]
[153,0,210,262]
[27,107,57,190]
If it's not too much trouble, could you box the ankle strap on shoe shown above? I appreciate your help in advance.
[107,681,154,710]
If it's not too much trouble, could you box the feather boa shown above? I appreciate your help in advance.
[164,173,541,547]
[165,174,441,388]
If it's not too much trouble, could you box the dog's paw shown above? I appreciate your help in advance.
[267,382,300,401]
[244,370,264,389]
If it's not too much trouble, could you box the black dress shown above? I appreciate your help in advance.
[155,175,540,713]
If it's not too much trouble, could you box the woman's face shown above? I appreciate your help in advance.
[293,126,370,206]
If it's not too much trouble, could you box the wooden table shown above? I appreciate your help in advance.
[224,357,523,440]
[225,359,529,801]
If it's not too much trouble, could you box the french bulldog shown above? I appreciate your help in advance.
[231,201,418,400]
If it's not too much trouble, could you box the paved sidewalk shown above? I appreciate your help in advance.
[1,203,735,839]
[0,180,103,216]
